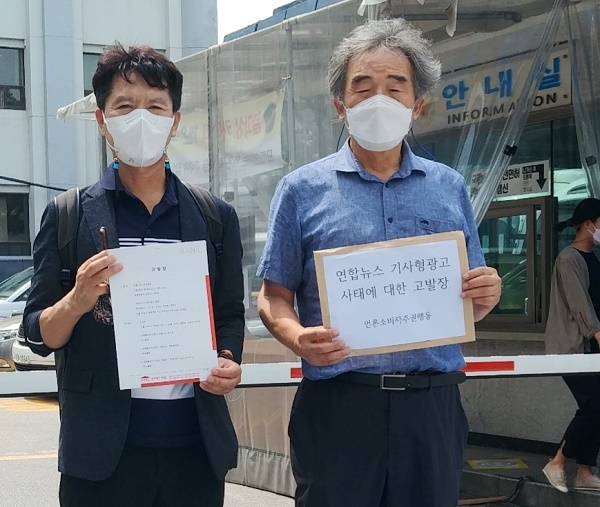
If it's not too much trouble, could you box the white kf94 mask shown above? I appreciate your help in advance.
[589,225,600,246]
[104,109,174,167]
[345,94,414,152]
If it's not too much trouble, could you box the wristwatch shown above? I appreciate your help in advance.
[217,349,235,361]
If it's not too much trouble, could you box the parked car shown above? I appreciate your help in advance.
[0,313,23,341]
[12,318,55,371]
[0,314,24,369]
[0,266,33,319]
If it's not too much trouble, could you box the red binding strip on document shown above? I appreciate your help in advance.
[205,275,217,350]
[141,378,200,388]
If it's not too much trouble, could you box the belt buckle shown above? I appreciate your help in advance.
[380,374,406,391]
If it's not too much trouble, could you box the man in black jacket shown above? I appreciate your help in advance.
[23,44,245,507]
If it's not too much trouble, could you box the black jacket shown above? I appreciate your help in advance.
[23,176,245,481]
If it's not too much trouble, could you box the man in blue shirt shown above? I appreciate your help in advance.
[24,45,244,507]
[257,19,501,507]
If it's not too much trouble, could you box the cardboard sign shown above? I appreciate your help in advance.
[314,231,475,356]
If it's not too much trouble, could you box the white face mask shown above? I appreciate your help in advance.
[344,94,414,152]
[589,225,600,246]
[104,109,174,167]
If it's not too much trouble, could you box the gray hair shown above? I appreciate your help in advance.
[327,19,442,100]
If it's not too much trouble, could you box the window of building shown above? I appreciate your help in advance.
[83,53,100,96]
[0,47,25,110]
[0,194,30,255]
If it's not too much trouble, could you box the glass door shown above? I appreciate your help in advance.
[477,197,552,329]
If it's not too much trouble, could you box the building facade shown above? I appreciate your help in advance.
[0,0,217,277]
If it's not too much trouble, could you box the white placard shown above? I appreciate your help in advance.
[315,232,474,355]
[109,241,217,390]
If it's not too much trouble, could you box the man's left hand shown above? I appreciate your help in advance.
[461,266,502,322]
[199,357,241,395]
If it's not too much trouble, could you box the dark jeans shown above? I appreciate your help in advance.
[561,374,600,467]
[289,376,468,507]
[59,443,224,507]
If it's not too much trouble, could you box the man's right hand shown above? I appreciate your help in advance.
[258,280,351,366]
[292,326,351,366]
[68,251,123,316]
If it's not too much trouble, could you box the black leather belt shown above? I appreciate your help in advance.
[339,371,466,391]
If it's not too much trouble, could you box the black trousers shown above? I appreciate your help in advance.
[288,376,468,507]
[59,443,224,507]
[561,374,600,467]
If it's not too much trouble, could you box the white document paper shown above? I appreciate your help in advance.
[320,238,467,351]
[109,241,216,390]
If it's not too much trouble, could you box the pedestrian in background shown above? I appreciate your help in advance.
[543,197,600,493]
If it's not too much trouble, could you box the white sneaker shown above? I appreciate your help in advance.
[542,462,568,493]
[573,475,600,491]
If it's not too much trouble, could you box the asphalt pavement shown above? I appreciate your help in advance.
[8,390,594,506]
[0,394,293,507]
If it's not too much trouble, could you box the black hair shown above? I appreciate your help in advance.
[92,43,183,112]
[555,197,600,232]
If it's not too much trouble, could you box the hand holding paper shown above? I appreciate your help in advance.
[461,266,502,321]
[292,326,350,366]
[200,357,242,395]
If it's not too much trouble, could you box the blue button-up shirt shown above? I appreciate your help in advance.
[257,141,485,380]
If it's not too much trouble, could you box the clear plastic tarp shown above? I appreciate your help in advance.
[165,0,579,495]
[406,0,564,224]
[565,0,600,198]
[168,52,211,188]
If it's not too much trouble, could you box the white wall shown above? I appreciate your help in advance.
[0,112,30,179]
[82,0,169,50]
[0,1,27,40]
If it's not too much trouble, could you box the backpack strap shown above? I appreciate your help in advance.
[181,181,224,260]
[52,188,79,394]
[54,188,80,292]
